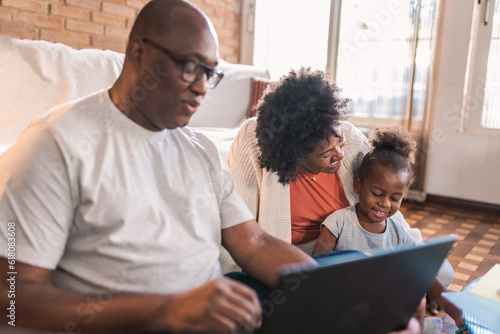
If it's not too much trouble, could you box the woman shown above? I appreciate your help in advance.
[220,67,453,289]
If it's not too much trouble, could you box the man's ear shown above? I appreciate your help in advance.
[353,174,361,194]
[126,38,144,72]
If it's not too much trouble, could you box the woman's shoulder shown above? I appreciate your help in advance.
[226,117,260,166]
[239,117,258,134]
[341,121,368,142]
[233,117,259,146]
[341,121,371,155]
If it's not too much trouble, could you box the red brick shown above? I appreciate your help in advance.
[125,0,149,9]
[222,37,239,48]
[226,3,241,14]
[209,15,224,28]
[40,28,90,46]
[13,11,64,30]
[218,43,232,55]
[203,0,225,10]
[37,0,65,4]
[106,0,125,4]
[66,18,104,35]
[76,44,94,50]
[102,2,136,18]
[197,5,214,16]
[214,9,235,21]
[2,0,49,13]
[92,34,127,52]
[0,19,39,39]
[126,18,135,28]
[66,0,102,12]
[224,19,239,31]
[216,27,237,39]
[228,38,240,48]
[225,54,238,63]
[0,6,17,20]
[51,5,91,21]
[92,12,127,27]
[104,25,130,38]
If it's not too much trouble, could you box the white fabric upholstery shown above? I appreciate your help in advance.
[189,60,269,128]
[191,126,241,161]
[0,35,124,146]
[0,35,269,159]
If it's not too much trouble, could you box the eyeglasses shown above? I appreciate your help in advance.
[142,38,224,89]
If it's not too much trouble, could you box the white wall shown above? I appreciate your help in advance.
[426,0,500,205]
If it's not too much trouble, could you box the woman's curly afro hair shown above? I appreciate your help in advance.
[256,67,350,185]
[357,127,418,185]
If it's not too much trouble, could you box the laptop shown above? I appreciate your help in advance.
[257,234,457,334]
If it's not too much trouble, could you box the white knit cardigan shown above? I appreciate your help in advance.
[219,118,424,274]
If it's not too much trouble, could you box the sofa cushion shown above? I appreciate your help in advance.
[188,60,269,128]
[0,35,269,147]
[0,35,124,146]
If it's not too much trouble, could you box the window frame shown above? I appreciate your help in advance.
[461,0,500,136]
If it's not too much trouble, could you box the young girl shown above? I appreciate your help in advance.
[312,127,467,333]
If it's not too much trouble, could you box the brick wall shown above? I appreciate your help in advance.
[0,0,242,63]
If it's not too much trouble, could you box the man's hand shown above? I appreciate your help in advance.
[0,258,260,334]
[162,277,262,334]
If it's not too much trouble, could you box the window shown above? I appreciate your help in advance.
[251,0,331,79]
[462,0,500,133]
[246,0,441,131]
[333,0,440,130]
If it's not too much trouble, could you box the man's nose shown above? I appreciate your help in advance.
[190,73,208,96]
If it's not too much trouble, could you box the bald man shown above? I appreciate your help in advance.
[0,1,421,333]
[0,1,314,333]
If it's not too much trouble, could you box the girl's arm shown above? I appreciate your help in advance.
[427,277,469,334]
[312,227,338,255]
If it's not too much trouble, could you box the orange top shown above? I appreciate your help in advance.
[290,170,350,245]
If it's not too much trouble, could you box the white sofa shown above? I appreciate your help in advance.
[0,35,269,159]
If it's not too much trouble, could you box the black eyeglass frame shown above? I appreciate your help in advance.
[142,38,224,89]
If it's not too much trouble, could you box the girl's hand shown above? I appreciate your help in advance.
[432,295,470,334]
[448,309,469,334]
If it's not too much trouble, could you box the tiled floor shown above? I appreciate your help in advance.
[400,200,500,331]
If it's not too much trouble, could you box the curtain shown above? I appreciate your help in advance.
[334,0,443,202]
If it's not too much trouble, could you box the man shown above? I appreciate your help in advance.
[0,1,314,332]
[0,1,420,333]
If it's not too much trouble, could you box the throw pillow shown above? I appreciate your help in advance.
[247,76,274,118]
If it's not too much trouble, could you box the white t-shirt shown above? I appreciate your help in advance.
[322,204,415,255]
[0,89,253,295]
